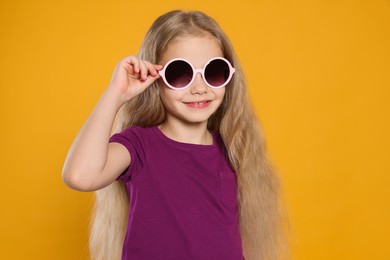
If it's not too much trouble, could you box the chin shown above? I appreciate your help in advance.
[172,111,213,124]
[166,103,221,125]
[182,116,211,125]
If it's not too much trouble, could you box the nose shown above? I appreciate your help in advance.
[190,72,208,95]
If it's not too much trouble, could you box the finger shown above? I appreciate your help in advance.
[139,60,149,81]
[144,61,163,77]
[126,55,140,74]
[141,73,161,87]
[154,64,163,74]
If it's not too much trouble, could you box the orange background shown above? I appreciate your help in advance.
[1,0,389,259]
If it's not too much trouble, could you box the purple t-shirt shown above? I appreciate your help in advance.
[109,126,243,260]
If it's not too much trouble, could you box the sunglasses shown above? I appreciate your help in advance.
[158,57,235,90]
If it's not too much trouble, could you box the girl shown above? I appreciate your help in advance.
[63,10,287,260]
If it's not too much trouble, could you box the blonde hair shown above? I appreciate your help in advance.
[90,10,288,260]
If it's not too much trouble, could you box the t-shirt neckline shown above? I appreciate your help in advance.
[152,126,218,149]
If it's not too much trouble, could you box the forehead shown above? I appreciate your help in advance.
[159,35,223,67]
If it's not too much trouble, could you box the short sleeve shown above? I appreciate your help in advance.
[109,127,143,182]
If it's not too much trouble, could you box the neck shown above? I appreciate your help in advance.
[158,120,213,145]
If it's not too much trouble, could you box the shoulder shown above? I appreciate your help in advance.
[211,130,225,149]
[211,130,232,164]
[113,125,156,138]
[109,126,156,150]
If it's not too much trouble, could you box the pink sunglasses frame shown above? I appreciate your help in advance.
[158,57,236,90]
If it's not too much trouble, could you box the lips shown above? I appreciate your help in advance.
[183,100,212,109]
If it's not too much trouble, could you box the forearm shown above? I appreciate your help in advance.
[62,90,123,187]
[62,55,161,191]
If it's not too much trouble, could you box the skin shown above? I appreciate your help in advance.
[158,35,226,145]
[62,35,225,191]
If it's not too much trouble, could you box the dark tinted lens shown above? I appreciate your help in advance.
[165,60,193,88]
[205,59,230,86]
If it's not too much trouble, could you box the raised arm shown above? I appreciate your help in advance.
[62,56,162,191]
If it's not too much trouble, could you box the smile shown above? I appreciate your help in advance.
[183,100,212,108]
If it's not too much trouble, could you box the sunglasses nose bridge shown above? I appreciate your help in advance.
[189,68,209,92]
[192,68,205,82]
[192,68,203,76]
[193,67,206,78]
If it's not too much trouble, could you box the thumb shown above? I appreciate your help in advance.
[141,73,161,89]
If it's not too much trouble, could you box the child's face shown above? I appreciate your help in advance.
[158,35,226,126]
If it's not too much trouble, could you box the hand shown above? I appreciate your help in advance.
[107,55,162,105]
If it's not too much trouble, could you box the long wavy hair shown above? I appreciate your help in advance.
[90,10,288,260]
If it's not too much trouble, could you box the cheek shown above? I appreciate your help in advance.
[215,89,227,109]
[158,85,181,105]
[216,88,226,100]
